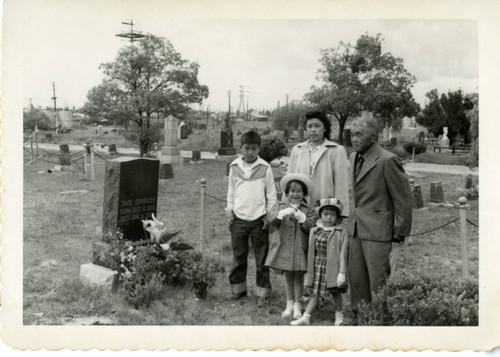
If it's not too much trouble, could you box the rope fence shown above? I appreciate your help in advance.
[467,219,479,228]
[199,179,477,279]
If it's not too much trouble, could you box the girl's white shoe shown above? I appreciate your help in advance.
[293,302,302,319]
[281,300,294,318]
[334,311,344,326]
[290,313,311,326]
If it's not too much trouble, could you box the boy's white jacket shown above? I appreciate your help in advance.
[225,156,277,221]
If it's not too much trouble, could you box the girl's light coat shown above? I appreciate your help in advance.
[265,199,317,271]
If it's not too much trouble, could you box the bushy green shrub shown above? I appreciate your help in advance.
[122,123,163,155]
[122,246,165,308]
[381,143,409,160]
[259,136,288,163]
[403,142,427,155]
[357,273,478,326]
[159,250,224,299]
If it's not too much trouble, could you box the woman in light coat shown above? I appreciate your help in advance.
[287,111,349,217]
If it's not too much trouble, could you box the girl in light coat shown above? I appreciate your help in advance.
[265,173,317,320]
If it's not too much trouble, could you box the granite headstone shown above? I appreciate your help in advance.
[430,182,445,203]
[59,144,71,165]
[102,157,160,241]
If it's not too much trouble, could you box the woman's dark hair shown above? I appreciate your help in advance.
[285,180,308,196]
[304,111,331,139]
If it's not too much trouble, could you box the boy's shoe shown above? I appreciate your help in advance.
[228,291,247,301]
[257,297,269,307]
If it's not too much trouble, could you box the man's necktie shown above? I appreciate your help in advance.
[355,154,364,179]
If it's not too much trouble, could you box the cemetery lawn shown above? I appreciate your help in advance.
[23,153,478,325]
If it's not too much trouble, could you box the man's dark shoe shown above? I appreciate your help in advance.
[228,291,247,300]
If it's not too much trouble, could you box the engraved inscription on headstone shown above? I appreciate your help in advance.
[102,157,160,241]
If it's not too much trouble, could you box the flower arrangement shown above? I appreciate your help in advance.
[100,214,224,306]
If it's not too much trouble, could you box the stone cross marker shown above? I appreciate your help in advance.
[102,157,160,241]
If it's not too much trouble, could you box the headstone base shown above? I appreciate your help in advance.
[159,163,174,179]
[217,147,237,156]
[80,263,118,291]
[161,146,180,156]
[160,155,184,166]
[54,165,74,172]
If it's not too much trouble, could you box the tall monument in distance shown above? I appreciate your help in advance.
[218,113,237,156]
[160,115,183,166]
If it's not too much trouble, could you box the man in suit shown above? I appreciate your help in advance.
[347,116,413,323]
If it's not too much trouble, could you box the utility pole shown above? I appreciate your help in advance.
[52,82,58,129]
[116,19,145,44]
[28,97,33,109]
[246,92,249,120]
[228,90,232,116]
[277,100,280,109]
[285,94,290,109]
[237,85,246,118]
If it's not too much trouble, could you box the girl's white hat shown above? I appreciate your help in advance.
[316,198,343,216]
[280,173,314,197]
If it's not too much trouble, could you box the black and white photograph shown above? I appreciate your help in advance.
[1,0,499,352]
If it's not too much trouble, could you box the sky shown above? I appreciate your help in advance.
[19,12,478,112]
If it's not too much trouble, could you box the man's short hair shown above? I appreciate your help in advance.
[353,116,380,138]
[241,130,261,146]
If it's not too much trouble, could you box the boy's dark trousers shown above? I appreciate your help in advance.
[229,215,271,298]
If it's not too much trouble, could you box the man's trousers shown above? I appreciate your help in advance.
[348,235,392,311]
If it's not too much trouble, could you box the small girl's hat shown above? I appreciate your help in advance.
[316,197,343,216]
[280,173,314,197]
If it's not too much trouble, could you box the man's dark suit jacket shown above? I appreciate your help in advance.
[347,142,412,241]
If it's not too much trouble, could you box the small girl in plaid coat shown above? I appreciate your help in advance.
[291,198,348,326]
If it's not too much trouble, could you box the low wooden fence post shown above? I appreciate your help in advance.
[83,143,89,179]
[200,178,207,254]
[458,196,470,279]
[90,144,95,180]
[30,137,34,161]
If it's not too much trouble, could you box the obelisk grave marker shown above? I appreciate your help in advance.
[160,115,183,165]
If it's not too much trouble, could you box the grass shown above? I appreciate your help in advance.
[23,146,479,326]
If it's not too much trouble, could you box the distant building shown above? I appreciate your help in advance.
[248,110,269,121]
